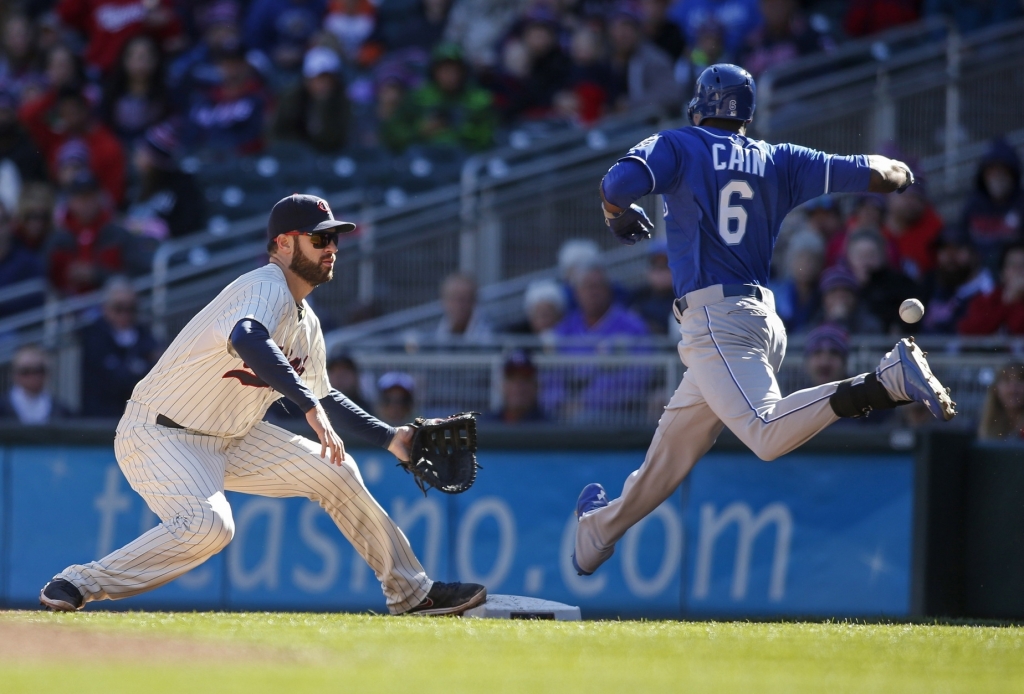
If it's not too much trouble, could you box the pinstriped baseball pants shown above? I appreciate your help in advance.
[575,294,842,574]
[59,401,431,614]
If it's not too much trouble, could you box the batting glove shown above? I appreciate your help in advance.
[603,203,653,245]
[896,165,915,194]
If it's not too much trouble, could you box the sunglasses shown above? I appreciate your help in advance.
[282,230,341,250]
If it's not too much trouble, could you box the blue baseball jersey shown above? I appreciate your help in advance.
[615,126,873,297]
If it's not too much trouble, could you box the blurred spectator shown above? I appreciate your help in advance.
[740,0,833,78]
[485,350,548,424]
[0,87,47,189]
[803,324,848,387]
[803,195,843,262]
[607,5,682,115]
[436,271,493,342]
[959,138,1024,273]
[328,354,373,413]
[958,243,1024,336]
[629,242,675,334]
[0,345,73,423]
[366,0,452,56]
[14,182,56,253]
[46,172,148,294]
[370,61,417,149]
[385,43,495,152]
[444,0,527,70]
[244,0,325,74]
[554,262,649,349]
[844,0,920,38]
[668,0,762,57]
[99,35,170,141]
[558,238,621,309]
[273,46,351,152]
[56,0,185,74]
[769,229,823,333]
[376,371,415,425]
[43,43,90,96]
[125,123,207,239]
[13,182,56,252]
[674,19,726,101]
[555,26,610,126]
[641,0,686,60]
[325,0,377,62]
[53,138,92,191]
[0,201,47,318]
[978,362,1024,442]
[813,265,882,334]
[507,278,566,338]
[20,86,126,204]
[182,48,268,154]
[920,231,994,334]
[548,262,651,422]
[845,228,919,333]
[0,13,44,101]
[924,0,1022,35]
[168,0,243,96]
[78,277,159,418]
[882,182,943,281]
[502,9,572,119]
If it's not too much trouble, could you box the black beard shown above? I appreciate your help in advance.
[290,249,333,286]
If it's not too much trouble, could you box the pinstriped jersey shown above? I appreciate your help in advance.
[131,263,330,437]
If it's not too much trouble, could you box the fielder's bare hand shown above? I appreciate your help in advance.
[306,403,345,465]
[387,425,415,461]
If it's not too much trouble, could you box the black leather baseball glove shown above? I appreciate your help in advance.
[398,412,480,495]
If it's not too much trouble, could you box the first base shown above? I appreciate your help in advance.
[463,594,581,621]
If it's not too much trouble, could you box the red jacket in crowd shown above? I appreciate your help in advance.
[883,205,944,278]
[57,0,184,73]
[19,91,126,204]
[47,207,128,294]
[957,288,1024,335]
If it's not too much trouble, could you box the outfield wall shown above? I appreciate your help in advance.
[0,424,923,619]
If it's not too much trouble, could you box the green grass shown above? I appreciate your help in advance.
[2,611,1023,693]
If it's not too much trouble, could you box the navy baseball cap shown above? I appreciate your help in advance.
[267,194,356,241]
[805,324,849,357]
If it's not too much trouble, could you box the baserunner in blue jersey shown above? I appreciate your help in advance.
[572,64,957,577]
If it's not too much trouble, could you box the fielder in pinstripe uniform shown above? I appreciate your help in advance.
[40,194,486,616]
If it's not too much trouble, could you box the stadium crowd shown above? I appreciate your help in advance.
[0,0,1021,304]
[0,0,1023,440]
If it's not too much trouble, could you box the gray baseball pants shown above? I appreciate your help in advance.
[574,286,843,574]
[59,401,432,614]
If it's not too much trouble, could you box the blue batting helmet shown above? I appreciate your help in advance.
[686,64,756,125]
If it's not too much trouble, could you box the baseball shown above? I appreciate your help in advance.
[899,298,925,323]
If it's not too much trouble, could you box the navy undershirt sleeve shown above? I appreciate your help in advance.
[229,318,319,413]
[601,158,655,209]
[321,390,396,449]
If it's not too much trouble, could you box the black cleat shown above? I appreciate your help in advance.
[39,579,84,612]
[404,581,486,616]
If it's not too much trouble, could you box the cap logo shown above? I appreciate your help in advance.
[318,199,331,214]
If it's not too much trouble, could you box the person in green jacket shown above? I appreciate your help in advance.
[381,43,495,152]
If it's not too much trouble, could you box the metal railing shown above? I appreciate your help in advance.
[337,342,1009,430]
[0,19,1022,400]
[758,17,1024,219]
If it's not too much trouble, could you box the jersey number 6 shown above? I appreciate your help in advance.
[718,180,754,245]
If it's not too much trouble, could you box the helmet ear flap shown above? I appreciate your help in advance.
[686,98,698,125]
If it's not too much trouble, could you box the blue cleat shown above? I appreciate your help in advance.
[576,483,608,519]
[572,483,609,576]
[895,337,956,421]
